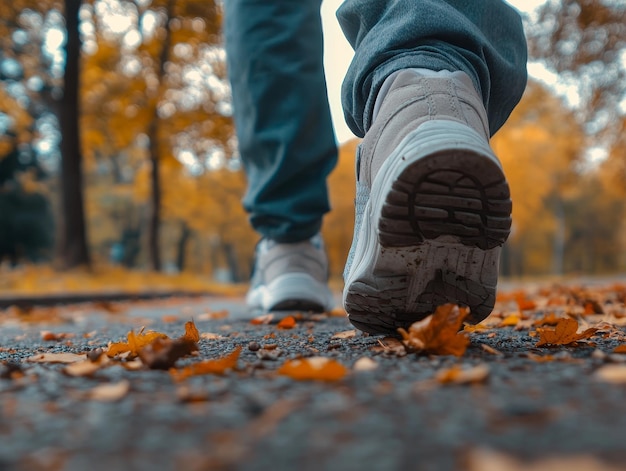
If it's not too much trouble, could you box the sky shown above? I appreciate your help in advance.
[320,0,550,143]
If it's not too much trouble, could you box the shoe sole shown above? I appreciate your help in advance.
[343,120,511,335]
[247,273,335,313]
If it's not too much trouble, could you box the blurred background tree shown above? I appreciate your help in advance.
[0,0,624,289]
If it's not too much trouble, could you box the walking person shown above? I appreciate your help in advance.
[224,0,528,335]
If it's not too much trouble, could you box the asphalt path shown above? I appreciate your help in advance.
[1,289,626,471]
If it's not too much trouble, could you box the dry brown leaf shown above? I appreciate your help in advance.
[278,357,347,382]
[536,317,598,347]
[595,365,626,384]
[138,337,198,370]
[353,357,378,372]
[107,329,169,358]
[481,344,503,355]
[467,448,624,471]
[371,336,406,356]
[197,309,229,320]
[170,346,242,381]
[526,353,555,363]
[27,353,86,364]
[40,331,74,341]
[435,364,490,385]
[463,323,489,333]
[88,380,130,402]
[200,332,222,340]
[64,355,110,377]
[182,320,200,343]
[515,296,537,311]
[332,329,356,340]
[533,312,564,326]
[398,304,469,357]
[276,316,296,330]
[250,314,274,325]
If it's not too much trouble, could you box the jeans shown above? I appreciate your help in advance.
[224,0,527,242]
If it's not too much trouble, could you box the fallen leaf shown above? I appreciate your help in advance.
[463,323,489,333]
[613,345,626,354]
[515,296,537,311]
[536,317,598,347]
[276,316,296,329]
[88,380,130,402]
[200,333,222,340]
[583,300,604,315]
[182,320,200,342]
[107,329,169,358]
[332,329,356,340]
[27,353,87,364]
[435,364,490,385]
[250,314,274,325]
[64,358,105,377]
[197,309,229,320]
[466,448,624,471]
[372,337,406,356]
[138,337,198,370]
[398,304,469,357]
[526,353,555,363]
[278,357,347,382]
[353,357,378,372]
[161,315,179,323]
[170,346,242,381]
[499,314,520,327]
[533,313,563,326]
[481,344,503,355]
[595,365,626,384]
[40,331,74,341]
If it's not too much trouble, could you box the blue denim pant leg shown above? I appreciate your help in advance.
[337,0,528,137]
[224,0,337,243]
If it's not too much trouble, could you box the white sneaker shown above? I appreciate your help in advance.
[343,70,512,335]
[247,234,335,313]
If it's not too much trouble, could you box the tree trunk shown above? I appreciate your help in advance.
[59,0,90,269]
[175,221,191,272]
[552,198,566,276]
[146,0,175,271]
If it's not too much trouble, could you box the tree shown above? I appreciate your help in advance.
[492,81,583,276]
[528,0,626,137]
[58,0,90,269]
[80,0,233,271]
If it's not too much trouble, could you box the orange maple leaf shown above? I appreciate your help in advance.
[535,317,598,347]
[276,316,296,329]
[277,357,347,382]
[170,346,242,381]
[398,304,469,357]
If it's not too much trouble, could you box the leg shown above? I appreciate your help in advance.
[338,0,528,334]
[224,0,337,312]
[224,0,337,243]
[338,0,528,138]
